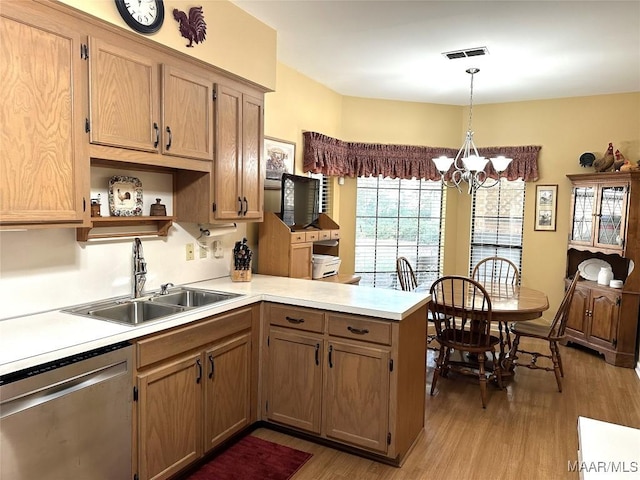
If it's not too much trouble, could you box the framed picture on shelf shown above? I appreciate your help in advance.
[534,184,558,231]
[264,137,295,189]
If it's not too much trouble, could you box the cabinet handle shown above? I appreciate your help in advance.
[243,196,248,216]
[315,343,320,366]
[153,123,159,148]
[347,326,369,335]
[328,345,333,368]
[237,196,243,216]
[285,316,305,324]
[165,126,172,150]
[196,359,202,383]
[208,354,214,379]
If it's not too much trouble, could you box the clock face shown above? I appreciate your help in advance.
[115,0,165,34]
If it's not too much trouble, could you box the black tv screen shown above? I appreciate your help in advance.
[280,173,320,229]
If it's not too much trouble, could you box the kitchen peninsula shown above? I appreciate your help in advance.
[0,275,429,478]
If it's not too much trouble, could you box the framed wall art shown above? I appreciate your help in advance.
[534,184,558,231]
[264,137,295,189]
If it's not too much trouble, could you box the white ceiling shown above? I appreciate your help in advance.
[232,0,640,105]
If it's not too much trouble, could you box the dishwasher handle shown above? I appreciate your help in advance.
[0,360,128,419]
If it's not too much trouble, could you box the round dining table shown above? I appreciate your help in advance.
[418,281,550,375]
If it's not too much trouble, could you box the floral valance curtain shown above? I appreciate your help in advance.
[303,131,541,182]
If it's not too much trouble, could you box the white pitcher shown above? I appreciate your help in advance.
[597,266,613,286]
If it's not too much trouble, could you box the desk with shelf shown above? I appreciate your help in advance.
[258,212,341,280]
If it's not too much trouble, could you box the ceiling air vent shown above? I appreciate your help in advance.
[442,47,489,60]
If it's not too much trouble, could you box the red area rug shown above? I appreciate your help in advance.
[185,435,313,480]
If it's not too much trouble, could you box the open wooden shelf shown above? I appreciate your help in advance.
[76,216,174,241]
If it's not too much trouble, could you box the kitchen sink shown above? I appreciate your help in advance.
[62,287,243,326]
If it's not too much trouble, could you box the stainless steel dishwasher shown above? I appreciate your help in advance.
[0,342,134,480]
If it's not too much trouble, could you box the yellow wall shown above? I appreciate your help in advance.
[58,0,277,90]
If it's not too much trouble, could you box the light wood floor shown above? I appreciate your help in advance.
[253,338,640,479]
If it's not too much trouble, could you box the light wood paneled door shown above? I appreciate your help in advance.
[323,340,390,453]
[0,4,87,224]
[161,65,213,160]
[203,333,251,451]
[137,354,202,480]
[266,329,323,434]
[240,93,264,219]
[88,37,159,152]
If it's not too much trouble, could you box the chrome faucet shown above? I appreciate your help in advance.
[132,238,147,298]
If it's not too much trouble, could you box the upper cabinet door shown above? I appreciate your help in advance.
[568,179,628,253]
[213,84,243,220]
[569,184,596,246]
[594,183,628,250]
[0,6,87,224]
[88,37,159,152]
[241,94,264,220]
[161,65,213,161]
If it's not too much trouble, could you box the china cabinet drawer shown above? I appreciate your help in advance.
[291,232,307,244]
[328,314,392,345]
[269,304,325,333]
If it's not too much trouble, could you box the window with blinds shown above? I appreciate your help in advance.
[355,176,445,289]
[309,173,331,213]
[470,178,525,280]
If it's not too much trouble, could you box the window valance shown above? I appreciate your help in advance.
[303,131,541,182]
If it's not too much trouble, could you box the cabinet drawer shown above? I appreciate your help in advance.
[328,314,391,345]
[305,231,319,242]
[137,307,252,368]
[331,230,340,240]
[319,231,331,241]
[269,304,325,333]
[291,232,307,244]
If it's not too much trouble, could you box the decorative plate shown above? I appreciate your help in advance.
[108,175,143,216]
[578,258,612,281]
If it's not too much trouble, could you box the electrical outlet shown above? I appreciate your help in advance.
[199,245,207,259]
[185,243,195,261]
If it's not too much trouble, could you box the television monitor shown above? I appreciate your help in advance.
[280,173,320,230]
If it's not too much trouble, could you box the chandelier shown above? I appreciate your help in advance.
[433,68,512,194]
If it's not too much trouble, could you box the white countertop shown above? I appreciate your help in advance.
[0,274,429,376]
[577,416,640,479]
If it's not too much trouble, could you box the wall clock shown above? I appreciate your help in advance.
[115,0,165,34]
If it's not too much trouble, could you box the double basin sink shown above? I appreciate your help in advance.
[63,287,242,326]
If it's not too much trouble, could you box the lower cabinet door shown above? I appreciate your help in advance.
[203,333,251,451]
[567,285,589,333]
[137,353,202,480]
[324,340,390,453]
[589,291,620,343]
[267,329,323,433]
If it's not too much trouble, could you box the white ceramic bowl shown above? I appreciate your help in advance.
[609,279,623,289]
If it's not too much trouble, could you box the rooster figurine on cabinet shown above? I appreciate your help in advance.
[173,6,206,47]
[593,142,615,172]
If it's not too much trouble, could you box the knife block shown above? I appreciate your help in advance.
[231,268,252,282]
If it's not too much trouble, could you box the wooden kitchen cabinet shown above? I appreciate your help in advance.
[137,353,202,480]
[203,333,251,451]
[566,282,620,346]
[88,38,213,161]
[564,172,640,367]
[173,85,264,224]
[324,340,390,452]
[263,302,426,464]
[134,306,256,480]
[267,329,323,433]
[0,3,88,226]
[213,84,264,221]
